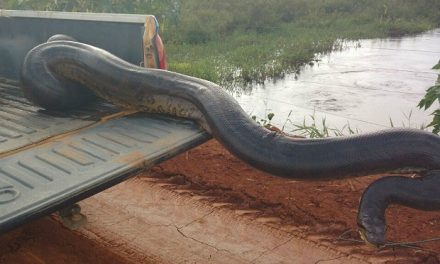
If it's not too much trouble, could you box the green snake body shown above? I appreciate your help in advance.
[20,38,440,246]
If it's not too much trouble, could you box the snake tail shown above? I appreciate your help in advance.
[357,171,440,246]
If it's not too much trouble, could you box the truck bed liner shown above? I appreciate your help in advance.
[0,78,210,233]
[0,78,119,154]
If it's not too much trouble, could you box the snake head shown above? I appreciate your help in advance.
[357,214,387,247]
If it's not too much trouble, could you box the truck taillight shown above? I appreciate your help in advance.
[143,16,167,70]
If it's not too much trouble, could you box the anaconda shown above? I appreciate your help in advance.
[20,36,440,246]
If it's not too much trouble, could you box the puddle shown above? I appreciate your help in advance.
[234,29,440,133]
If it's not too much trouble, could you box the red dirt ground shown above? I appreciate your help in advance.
[1,139,439,263]
[0,218,129,264]
[143,139,440,262]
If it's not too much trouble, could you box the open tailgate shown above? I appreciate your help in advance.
[0,10,211,233]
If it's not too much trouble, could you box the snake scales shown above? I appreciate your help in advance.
[20,35,440,246]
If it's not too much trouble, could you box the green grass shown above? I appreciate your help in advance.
[251,111,356,138]
[4,0,440,86]
[253,110,429,138]
[291,114,359,138]
[164,4,439,87]
[167,22,434,89]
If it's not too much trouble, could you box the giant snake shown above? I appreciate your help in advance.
[20,35,440,246]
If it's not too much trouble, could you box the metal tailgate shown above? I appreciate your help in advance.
[0,79,211,233]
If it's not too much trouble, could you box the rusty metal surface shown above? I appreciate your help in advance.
[0,78,211,233]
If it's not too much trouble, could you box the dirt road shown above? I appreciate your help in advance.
[1,140,439,263]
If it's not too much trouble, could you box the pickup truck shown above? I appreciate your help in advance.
[0,10,210,233]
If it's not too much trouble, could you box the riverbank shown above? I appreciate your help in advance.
[167,22,438,87]
[165,1,440,87]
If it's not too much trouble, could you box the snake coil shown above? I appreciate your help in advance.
[20,36,440,246]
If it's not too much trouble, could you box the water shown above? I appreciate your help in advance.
[234,29,440,133]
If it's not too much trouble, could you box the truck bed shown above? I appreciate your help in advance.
[0,78,210,233]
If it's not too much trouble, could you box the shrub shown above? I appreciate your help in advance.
[418,61,440,134]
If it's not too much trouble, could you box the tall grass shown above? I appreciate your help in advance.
[164,0,440,86]
[4,0,440,85]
